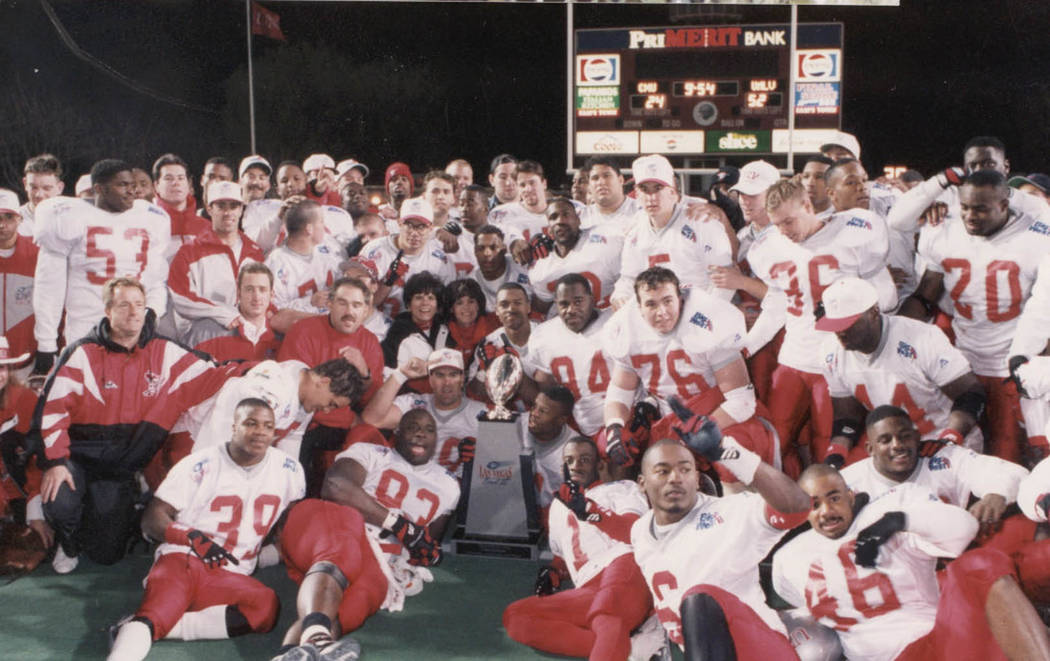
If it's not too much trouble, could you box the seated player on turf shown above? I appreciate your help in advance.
[632,408,810,660]
[503,436,665,661]
[773,464,1050,661]
[107,398,306,661]
[272,409,459,660]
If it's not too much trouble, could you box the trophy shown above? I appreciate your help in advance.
[455,350,539,558]
[483,353,523,420]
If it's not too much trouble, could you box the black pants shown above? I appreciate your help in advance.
[42,459,138,565]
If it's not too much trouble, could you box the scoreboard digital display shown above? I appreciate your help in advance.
[573,23,843,161]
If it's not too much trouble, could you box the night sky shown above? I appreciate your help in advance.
[2,0,1048,191]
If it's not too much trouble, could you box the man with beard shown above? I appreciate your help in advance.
[238,155,272,204]
[529,197,623,314]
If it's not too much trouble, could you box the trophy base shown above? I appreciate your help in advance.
[450,531,540,560]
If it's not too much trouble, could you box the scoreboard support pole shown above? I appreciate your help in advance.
[565,3,574,174]
[787,4,799,173]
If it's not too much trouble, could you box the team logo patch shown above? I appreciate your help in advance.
[824,352,837,367]
[318,245,331,254]
[276,267,290,285]
[411,398,427,409]
[689,311,713,330]
[431,250,447,262]
[480,460,514,485]
[490,209,506,222]
[846,216,873,230]
[142,370,163,397]
[681,225,697,243]
[516,274,529,284]
[14,286,31,305]
[938,358,950,368]
[282,457,297,471]
[696,511,724,530]
[896,341,917,359]
[191,458,210,483]
[589,233,607,244]
[147,206,166,217]
[928,456,951,471]
[1030,221,1050,236]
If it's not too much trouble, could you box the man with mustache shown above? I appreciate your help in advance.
[773,463,1050,661]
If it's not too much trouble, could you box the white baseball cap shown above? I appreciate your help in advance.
[400,197,434,226]
[303,153,336,173]
[631,154,676,188]
[820,131,862,160]
[731,160,781,196]
[74,174,93,196]
[0,189,19,214]
[0,336,30,366]
[238,155,272,179]
[816,277,878,332]
[427,348,464,372]
[207,180,244,204]
[337,158,370,179]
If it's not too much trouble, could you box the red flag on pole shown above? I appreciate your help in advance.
[251,1,286,41]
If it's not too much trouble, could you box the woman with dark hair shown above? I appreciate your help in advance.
[443,278,499,371]
[381,272,448,393]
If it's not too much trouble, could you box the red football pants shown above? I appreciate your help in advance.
[898,548,1013,661]
[678,584,798,660]
[503,553,653,661]
[977,375,1025,464]
[767,365,832,469]
[280,499,389,634]
[136,553,278,640]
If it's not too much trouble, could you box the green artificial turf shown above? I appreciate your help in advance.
[0,548,682,660]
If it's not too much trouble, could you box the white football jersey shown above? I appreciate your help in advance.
[521,416,578,508]
[18,202,35,238]
[179,360,312,459]
[528,311,614,436]
[748,208,894,373]
[529,227,624,309]
[612,202,734,304]
[917,209,1050,376]
[841,443,1027,508]
[446,230,478,279]
[338,442,460,564]
[155,444,305,575]
[33,197,171,351]
[772,485,977,661]
[821,315,979,446]
[580,197,641,236]
[241,199,355,255]
[360,235,455,316]
[264,245,337,314]
[469,322,538,385]
[470,261,532,312]
[392,393,487,477]
[632,492,790,647]
[488,201,546,246]
[548,480,647,587]
[603,289,746,416]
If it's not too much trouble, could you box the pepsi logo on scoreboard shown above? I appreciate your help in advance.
[576,55,621,87]
[796,49,841,82]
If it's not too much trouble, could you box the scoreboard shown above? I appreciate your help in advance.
[573,23,843,163]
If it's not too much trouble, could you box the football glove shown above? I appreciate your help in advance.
[853,511,906,568]
[668,396,723,462]
[382,250,409,287]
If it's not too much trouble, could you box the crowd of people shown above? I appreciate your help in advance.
[2,132,1050,660]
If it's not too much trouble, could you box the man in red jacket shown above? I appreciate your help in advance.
[33,277,232,574]
[0,189,38,364]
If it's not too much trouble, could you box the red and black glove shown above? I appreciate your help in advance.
[478,334,519,370]
[940,166,967,188]
[458,436,477,464]
[824,443,848,470]
[854,511,906,568]
[528,232,554,262]
[443,220,463,236]
[534,565,563,596]
[382,249,409,287]
[387,514,442,567]
[628,399,660,434]
[603,423,638,466]
[557,464,589,519]
[668,396,723,463]
[166,524,239,569]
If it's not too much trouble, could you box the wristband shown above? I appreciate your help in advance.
[164,522,192,545]
[719,436,761,485]
[606,418,626,431]
[391,370,409,386]
[381,510,400,532]
[938,428,965,445]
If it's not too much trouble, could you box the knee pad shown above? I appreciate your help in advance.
[306,560,349,591]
